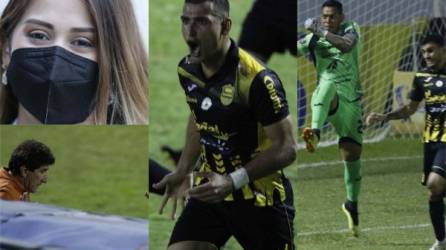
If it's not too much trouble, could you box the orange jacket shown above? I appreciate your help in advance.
[0,167,26,201]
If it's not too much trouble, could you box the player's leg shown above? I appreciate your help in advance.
[328,97,363,236]
[426,143,446,250]
[231,193,296,250]
[302,79,338,152]
[340,140,362,201]
[168,198,231,250]
[339,140,362,237]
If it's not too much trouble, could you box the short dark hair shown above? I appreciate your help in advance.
[322,0,343,14]
[7,140,55,176]
[185,0,230,17]
[421,34,445,47]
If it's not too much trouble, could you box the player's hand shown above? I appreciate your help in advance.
[304,18,327,37]
[20,192,30,202]
[366,112,387,126]
[187,172,233,203]
[153,171,191,220]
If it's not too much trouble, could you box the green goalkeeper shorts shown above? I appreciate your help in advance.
[327,94,363,145]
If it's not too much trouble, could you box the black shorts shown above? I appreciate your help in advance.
[238,0,297,61]
[169,196,295,249]
[422,142,446,184]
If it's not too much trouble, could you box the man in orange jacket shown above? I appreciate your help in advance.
[0,139,55,201]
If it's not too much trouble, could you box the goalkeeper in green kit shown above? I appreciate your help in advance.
[298,0,363,236]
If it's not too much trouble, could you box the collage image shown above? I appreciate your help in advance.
[0,0,445,250]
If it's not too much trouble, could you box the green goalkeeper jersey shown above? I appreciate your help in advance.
[298,21,362,101]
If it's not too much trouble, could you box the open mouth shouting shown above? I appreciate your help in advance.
[187,40,201,63]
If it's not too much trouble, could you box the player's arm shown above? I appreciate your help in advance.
[244,116,297,179]
[154,114,200,219]
[324,32,358,53]
[305,18,358,53]
[297,32,310,58]
[176,114,201,175]
[296,46,302,58]
[366,100,420,125]
[367,76,423,125]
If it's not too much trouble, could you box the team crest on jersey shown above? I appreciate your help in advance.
[220,84,234,106]
[201,97,212,110]
[435,80,444,87]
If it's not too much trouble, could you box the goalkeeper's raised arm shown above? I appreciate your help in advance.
[303,4,359,53]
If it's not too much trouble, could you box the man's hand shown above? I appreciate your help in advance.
[188,172,233,203]
[153,171,191,220]
[304,18,327,37]
[366,112,387,126]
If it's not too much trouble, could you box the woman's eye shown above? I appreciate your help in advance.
[27,31,50,41]
[72,38,94,48]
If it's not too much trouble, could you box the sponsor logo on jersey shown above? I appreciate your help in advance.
[220,84,234,106]
[195,121,234,141]
[187,84,198,92]
[201,97,212,110]
[263,76,283,114]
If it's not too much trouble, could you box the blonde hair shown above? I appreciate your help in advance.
[0,0,148,124]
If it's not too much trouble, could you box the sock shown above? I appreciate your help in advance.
[313,129,321,140]
[345,200,359,225]
[344,159,362,202]
[311,80,337,129]
[430,199,445,241]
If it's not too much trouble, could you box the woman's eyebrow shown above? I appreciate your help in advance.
[24,19,54,29]
[24,19,95,33]
[70,27,96,33]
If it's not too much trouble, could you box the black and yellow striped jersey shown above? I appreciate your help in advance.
[177,40,290,206]
[410,66,446,143]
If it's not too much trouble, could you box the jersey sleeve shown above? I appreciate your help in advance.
[297,34,312,55]
[177,58,192,94]
[409,76,424,102]
[249,70,289,126]
[343,21,360,37]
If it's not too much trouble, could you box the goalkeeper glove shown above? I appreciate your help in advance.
[304,18,328,38]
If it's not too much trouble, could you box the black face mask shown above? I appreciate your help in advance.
[6,46,99,124]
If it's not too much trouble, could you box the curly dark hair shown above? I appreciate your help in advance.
[7,139,55,176]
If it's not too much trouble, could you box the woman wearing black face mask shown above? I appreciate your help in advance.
[0,0,148,125]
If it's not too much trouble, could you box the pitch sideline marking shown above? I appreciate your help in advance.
[299,222,430,236]
[298,155,422,169]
